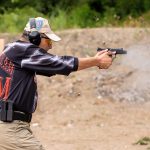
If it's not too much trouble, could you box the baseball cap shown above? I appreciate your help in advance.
[24,17,61,42]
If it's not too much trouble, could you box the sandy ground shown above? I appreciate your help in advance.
[1,28,150,150]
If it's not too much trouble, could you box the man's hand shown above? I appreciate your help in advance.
[95,49,115,69]
[77,49,115,71]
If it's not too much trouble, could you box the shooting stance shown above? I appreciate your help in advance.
[0,17,114,150]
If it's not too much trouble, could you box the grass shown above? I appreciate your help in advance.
[134,137,150,145]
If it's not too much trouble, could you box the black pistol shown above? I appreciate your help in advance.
[97,48,127,54]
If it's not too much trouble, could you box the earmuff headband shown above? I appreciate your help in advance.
[29,18,36,30]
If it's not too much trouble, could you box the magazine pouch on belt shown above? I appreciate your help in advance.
[7,101,13,122]
[0,99,13,122]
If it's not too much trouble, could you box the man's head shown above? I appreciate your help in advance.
[23,17,61,50]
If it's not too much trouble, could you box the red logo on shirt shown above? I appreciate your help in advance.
[0,54,14,75]
[0,77,11,100]
[0,54,14,100]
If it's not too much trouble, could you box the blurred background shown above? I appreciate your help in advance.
[0,0,150,32]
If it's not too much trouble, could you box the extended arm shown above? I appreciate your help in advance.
[77,50,113,70]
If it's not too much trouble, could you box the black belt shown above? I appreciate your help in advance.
[0,100,32,123]
[0,111,32,123]
[13,111,32,123]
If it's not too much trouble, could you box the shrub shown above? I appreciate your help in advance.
[0,6,45,33]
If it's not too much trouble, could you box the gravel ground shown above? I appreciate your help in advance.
[0,28,150,150]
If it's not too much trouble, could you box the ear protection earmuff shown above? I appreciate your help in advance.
[28,18,41,46]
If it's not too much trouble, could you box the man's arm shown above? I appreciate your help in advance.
[77,50,113,70]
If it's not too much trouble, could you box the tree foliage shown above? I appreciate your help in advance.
[0,0,149,32]
[1,0,149,16]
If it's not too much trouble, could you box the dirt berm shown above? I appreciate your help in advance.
[1,28,150,150]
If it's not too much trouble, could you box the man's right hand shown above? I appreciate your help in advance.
[95,49,114,69]
[77,49,115,71]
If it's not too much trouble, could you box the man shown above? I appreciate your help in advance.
[0,17,114,150]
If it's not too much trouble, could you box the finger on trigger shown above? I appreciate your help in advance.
[97,49,108,55]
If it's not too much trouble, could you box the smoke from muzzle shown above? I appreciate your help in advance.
[95,44,150,102]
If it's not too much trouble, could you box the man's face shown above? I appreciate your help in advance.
[39,35,53,51]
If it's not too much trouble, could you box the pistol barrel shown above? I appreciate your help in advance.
[97,48,127,54]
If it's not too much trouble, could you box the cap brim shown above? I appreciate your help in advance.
[45,33,61,42]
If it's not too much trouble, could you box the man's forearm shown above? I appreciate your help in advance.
[77,50,113,71]
[77,57,98,70]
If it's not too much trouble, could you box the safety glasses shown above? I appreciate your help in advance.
[41,34,52,44]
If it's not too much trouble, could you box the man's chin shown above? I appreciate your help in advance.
[48,46,52,50]
[47,47,52,51]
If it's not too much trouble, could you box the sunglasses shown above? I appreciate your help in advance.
[41,35,52,43]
